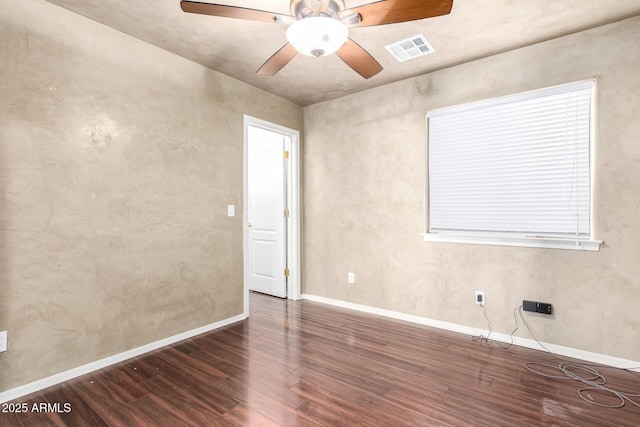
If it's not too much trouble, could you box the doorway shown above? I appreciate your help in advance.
[243,115,301,316]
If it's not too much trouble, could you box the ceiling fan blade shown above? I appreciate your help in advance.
[257,43,298,76]
[180,1,281,23]
[342,0,453,27]
[319,0,331,14]
[335,38,383,79]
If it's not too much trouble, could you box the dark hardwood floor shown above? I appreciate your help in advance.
[2,292,639,426]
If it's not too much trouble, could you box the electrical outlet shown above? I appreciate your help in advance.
[0,331,7,352]
[348,272,355,284]
[475,291,485,305]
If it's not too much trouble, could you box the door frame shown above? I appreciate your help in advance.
[243,115,301,316]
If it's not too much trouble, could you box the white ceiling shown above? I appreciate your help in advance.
[45,0,640,106]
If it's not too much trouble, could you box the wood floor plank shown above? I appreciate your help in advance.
[2,392,50,425]
[69,376,157,426]
[4,292,639,426]
[17,412,66,427]
[129,391,235,427]
[157,346,228,383]
[127,393,195,427]
[292,374,422,427]
[381,387,479,426]
[41,382,108,427]
[297,357,391,396]
[0,411,23,427]
[97,366,150,404]
[211,377,321,427]
[117,360,161,384]
[223,404,282,427]
[136,354,239,415]
[141,375,233,425]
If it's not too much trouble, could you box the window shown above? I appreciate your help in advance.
[424,80,601,251]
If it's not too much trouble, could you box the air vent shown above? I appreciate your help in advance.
[385,34,435,62]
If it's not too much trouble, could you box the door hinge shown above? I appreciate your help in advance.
[284,268,290,277]
[284,209,290,218]
[284,150,290,159]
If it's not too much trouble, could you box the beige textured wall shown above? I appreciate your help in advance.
[303,16,640,361]
[0,0,302,392]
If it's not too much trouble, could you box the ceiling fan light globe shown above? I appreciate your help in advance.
[286,17,348,57]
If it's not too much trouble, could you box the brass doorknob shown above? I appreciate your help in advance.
[248,222,253,228]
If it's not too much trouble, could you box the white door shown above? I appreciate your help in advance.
[247,125,289,298]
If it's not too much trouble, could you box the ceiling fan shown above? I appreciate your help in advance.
[180,0,453,78]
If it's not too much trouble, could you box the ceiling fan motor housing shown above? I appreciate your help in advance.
[290,0,345,19]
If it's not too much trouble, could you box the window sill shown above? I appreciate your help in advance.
[422,233,602,252]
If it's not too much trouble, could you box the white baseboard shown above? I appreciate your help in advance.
[302,293,640,372]
[0,314,246,403]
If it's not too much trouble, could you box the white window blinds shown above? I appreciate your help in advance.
[428,81,593,239]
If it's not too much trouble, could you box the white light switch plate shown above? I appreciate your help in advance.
[0,331,7,352]
[227,205,235,217]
